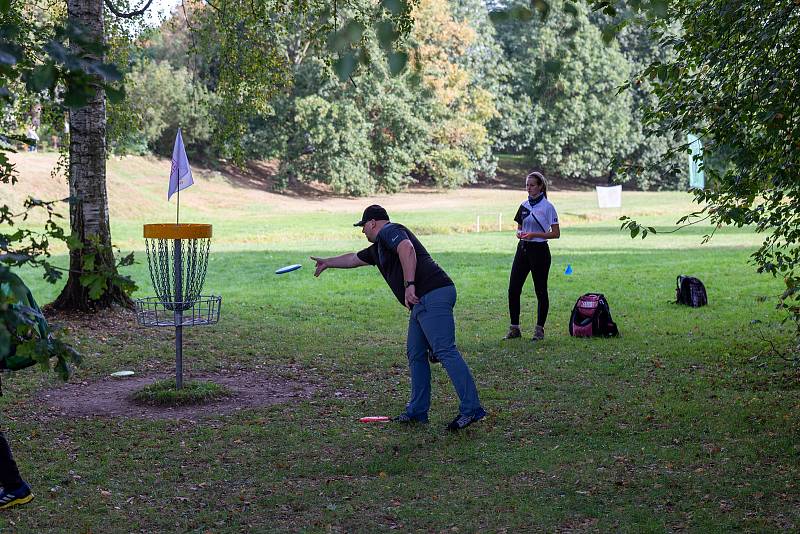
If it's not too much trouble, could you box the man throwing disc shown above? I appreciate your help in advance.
[311,205,486,432]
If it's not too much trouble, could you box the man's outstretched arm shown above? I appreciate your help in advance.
[311,253,368,277]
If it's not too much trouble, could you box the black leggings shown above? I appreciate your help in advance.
[508,241,551,327]
[0,432,23,489]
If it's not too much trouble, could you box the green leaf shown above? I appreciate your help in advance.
[531,0,550,20]
[91,62,123,82]
[342,20,364,45]
[333,53,357,82]
[105,85,125,104]
[601,26,617,44]
[381,0,404,15]
[543,59,562,74]
[29,63,57,91]
[358,47,370,66]
[79,273,106,300]
[488,10,510,24]
[62,85,96,108]
[647,0,669,18]
[326,30,348,52]
[564,2,579,16]
[376,20,398,48]
[82,253,95,271]
[387,51,408,76]
[0,0,10,14]
[0,48,17,66]
[509,5,533,22]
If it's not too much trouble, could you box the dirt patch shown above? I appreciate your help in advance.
[38,369,320,420]
[42,304,145,339]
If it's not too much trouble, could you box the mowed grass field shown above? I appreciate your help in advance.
[1,153,798,532]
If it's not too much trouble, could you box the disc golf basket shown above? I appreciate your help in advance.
[135,224,221,388]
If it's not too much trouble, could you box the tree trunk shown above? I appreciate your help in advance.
[53,0,132,312]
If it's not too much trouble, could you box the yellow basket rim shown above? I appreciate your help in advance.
[143,223,213,239]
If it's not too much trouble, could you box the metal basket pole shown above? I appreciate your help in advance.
[174,237,184,389]
[137,224,221,387]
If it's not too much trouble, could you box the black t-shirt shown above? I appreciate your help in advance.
[356,223,454,306]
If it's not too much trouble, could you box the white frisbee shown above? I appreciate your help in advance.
[275,264,302,274]
[110,370,135,378]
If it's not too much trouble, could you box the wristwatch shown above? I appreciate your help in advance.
[404,280,415,288]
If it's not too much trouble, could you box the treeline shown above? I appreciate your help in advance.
[102,0,684,194]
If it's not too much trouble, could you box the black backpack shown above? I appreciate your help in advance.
[676,276,707,307]
[569,293,620,337]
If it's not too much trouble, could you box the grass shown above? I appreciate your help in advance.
[0,153,798,532]
[131,379,232,406]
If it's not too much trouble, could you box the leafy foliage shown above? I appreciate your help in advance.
[492,0,633,181]
[0,265,80,381]
[114,59,218,157]
[1,2,135,319]
[606,0,800,330]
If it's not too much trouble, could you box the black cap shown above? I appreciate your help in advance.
[354,205,390,226]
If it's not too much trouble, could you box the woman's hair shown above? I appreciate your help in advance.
[526,171,548,198]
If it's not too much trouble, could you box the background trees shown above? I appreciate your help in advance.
[116,0,681,193]
[614,0,800,327]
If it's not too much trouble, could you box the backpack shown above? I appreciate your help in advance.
[675,275,707,307]
[569,293,619,337]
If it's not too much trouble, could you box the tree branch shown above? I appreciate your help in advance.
[103,0,155,19]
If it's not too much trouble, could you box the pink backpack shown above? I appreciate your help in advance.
[569,293,620,337]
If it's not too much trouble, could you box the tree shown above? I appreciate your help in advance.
[449,0,526,154]
[589,8,685,190]
[602,0,800,328]
[0,1,119,373]
[493,0,633,180]
[53,0,135,311]
[116,59,218,157]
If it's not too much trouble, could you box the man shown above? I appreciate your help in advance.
[311,205,486,431]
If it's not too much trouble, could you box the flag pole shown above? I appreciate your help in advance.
[176,125,181,226]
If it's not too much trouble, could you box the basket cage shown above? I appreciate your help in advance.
[145,236,210,311]
[135,295,221,327]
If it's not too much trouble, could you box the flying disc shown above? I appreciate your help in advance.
[359,416,390,423]
[110,370,134,378]
[275,264,302,274]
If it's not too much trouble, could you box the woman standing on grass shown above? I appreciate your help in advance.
[504,171,560,341]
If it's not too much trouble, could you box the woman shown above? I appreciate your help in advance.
[504,171,560,341]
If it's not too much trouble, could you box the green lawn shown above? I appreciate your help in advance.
[1,185,798,532]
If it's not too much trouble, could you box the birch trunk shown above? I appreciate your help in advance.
[54,0,132,311]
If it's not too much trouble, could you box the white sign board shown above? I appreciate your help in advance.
[596,185,622,208]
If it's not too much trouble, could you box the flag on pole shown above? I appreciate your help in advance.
[167,128,194,200]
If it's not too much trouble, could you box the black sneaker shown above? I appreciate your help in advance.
[391,413,428,424]
[503,327,521,340]
[0,481,33,509]
[446,413,483,432]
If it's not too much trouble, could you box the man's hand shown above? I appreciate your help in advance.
[310,256,328,277]
[404,286,419,309]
